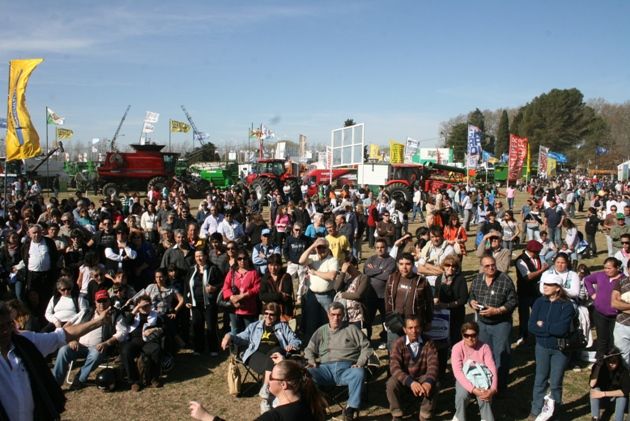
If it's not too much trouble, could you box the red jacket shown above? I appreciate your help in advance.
[222,269,261,316]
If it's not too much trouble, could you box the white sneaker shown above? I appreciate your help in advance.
[535,395,555,421]
[515,337,525,347]
[378,343,387,350]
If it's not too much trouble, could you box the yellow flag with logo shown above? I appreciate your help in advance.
[6,58,43,161]
[56,127,74,139]
[368,144,381,160]
[547,157,557,176]
[170,120,191,133]
[389,140,405,164]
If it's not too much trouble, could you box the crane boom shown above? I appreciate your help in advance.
[111,105,131,151]
[180,105,205,147]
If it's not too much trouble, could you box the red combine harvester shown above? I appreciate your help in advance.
[97,144,179,198]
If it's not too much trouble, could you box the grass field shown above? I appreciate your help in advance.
[61,190,605,421]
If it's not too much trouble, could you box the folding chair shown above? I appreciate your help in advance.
[65,355,117,385]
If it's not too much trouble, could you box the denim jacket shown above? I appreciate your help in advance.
[231,321,301,362]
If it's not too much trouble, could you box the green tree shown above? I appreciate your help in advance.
[468,108,485,132]
[445,122,468,161]
[495,110,510,157]
[344,119,356,127]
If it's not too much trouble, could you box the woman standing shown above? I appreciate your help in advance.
[500,210,520,254]
[334,255,368,329]
[562,219,580,266]
[305,213,326,239]
[528,277,575,420]
[274,206,292,247]
[145,268,185,355]
[434,255,468,345]
[443,214,468,256]
[259,254,294,319]
[585,258,625,359]
[523,204,543,242]
[222,250,261,334]
[539,253,581,301]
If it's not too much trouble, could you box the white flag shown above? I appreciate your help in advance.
[142,122,155,133]
[92,138,100,145]
[144,111,159,123]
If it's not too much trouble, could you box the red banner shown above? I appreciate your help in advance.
[508,134,528,181]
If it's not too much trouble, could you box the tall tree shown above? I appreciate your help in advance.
[468,108,485,132]
[495,110,510,157]
[445,122,468,161]
[344,118,356,127]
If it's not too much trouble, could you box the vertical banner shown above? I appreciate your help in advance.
[467,124,482,157]
[368,144,381,160]
[389,140,405,164]
[547,158,557,176]
[405,137,419,162]
[6,58,44,161]
[508,134,528,181]
[538,146,549,177]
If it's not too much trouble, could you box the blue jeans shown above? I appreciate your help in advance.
[590,387,628,421]
[52,343,106,385]
[454,381,495,421]
[548,226,562,247]
[531,344,568,416]
[478,320,512,394]
[308,361,365,409]
[412,204,424,222]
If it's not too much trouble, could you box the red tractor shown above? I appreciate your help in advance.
[95,144,180,198]
[245,159,302,202]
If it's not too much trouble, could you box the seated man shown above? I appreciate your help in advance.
[52,289,128,389]
[387,315,439,421]
[120,294,163,391]
[305,301,373,421]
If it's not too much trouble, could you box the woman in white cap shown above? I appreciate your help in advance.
[539,252,581,301]
[528,275,575,421]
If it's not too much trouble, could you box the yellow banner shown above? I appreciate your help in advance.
[170,120,191,133]
[6,58,43,161]
[56,127,73,139]
[547,157,557,176]
[368,144,381,160]
[389,140,405,164]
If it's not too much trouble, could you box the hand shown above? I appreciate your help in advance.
[229,295,240,304]
[188,401,214,421]
[95,342,108,353]
[205,285,216,294]
[469,300,479,311]
[95,307,112,324]
[541,263,549,271]
[270,352,285,363]
[186,303,192,309]
[306,362,318,369]
[167,313,177,320]
[68,340,79,351]
[419,382,432,397]
[479,306,500,317]
[285,345,295,353]
[590,389,605,399]
[410,381,424,397]
[54,320,63,329]
[221,334,231,350]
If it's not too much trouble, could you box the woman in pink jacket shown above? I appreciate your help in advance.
[451,321,497,421]
[222,250,261,335]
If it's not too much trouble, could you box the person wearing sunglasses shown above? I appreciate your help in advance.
[451,321,497,421]
[613,233,630,276]
[221,251,260,335]
[44,277,88,332]
[221,302,301,414]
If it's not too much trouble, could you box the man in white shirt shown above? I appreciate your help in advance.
[52,289,128,388]
[217,211,244,244]
[200,206,224,238]
[140,202,159,242]
[0,301,111,421]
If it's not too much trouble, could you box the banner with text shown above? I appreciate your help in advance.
[538,146,549,177]
[508,134,528,181]
[389,140,405,164]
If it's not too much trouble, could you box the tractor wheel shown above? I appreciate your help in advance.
[148,176,168,192]
[252,178,271,204]
[385,182,413,211]
[102,183,119,199]
[287,179,302,202]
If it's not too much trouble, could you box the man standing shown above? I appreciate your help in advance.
[544,198,565,247]
[305,302,373,421]
[21,224,59,319]
[0,301,111,421]
[611,213,630,255]
[200,206,224,238]
[325,219,350,265]
[475,229,511,273]
[385,253,433,350]
[469,255,517,396]
[252,229,280,275]
[417,227,456,281]
[514,241,549,346]
[376,211,395,250]
[364,238,396,345]
[283,223,312,299]
[217,211,245,245]
[387,316,439,421]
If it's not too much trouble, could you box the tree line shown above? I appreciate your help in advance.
[441,88,630,169]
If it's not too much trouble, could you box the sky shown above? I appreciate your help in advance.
[1,0,629,153]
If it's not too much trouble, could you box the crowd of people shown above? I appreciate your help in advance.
[1,173,630,421]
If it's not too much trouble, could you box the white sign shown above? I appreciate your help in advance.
[275,141,286,160]
[330,123,365,167]
[144,111,160,123]
[405,138,420,162]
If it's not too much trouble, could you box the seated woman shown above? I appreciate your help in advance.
[189,359,326,421]
[451,321,497,421]
[220,302,301,414]
[43,277,88,332]
[590,348,630,421]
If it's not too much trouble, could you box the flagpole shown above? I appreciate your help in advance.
[46,106,49,197]
[169,119,172,152]
[4,63,10,208]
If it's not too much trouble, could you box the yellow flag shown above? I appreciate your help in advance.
[389,140,405,164]
[56,127,73,139]
[6,58,43,161]
[547,158,557,176]
[170,120,191,133]
[368,144,381,160]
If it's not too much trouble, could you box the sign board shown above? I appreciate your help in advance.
[405,138,419,162]
[330,123,365,167]
[413,148,453,164]
[274,141,286,160]
[357,163,389,186]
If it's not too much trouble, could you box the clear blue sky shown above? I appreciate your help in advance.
[1,0,629,152]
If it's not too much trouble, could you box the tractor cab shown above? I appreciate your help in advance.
[252,160,286,177]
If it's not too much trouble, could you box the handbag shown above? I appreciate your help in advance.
[216,271,236,310]
[226,355,242,396]
[557,308,587,352]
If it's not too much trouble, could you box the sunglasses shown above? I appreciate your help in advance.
[227,247,236,251]
[483,264,497,268]
[463,333,477,339]
[263,312,277,317]
[269,376,285,382]
[59,287,72,292]
[237,257,246,261]
[96,299,109,304]
[622,242,630,245]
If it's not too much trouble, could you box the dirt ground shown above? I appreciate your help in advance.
[60,190,603,421]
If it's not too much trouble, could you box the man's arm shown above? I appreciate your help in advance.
[64,308,111,342]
